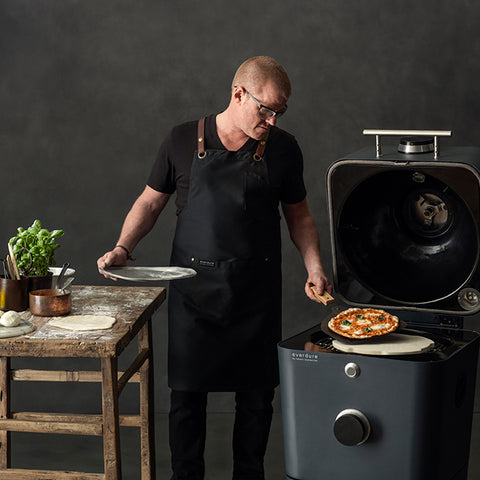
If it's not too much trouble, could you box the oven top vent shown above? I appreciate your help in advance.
[398,136,434,154]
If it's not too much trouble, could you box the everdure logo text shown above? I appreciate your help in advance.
[291,352,318,362]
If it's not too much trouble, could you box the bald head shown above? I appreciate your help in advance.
[232,56,291,100]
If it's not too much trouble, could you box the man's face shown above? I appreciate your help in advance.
[237,82,288,140]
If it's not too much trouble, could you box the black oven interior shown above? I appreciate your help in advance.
[328,151,480,315]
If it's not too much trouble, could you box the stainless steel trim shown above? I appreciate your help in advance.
[363,129,452,137]
[363,129,452,159]
[398,142,434,154]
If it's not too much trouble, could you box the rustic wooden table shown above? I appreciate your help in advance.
[0,285,166,480]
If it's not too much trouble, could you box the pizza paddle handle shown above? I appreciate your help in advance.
[310,285,335,305]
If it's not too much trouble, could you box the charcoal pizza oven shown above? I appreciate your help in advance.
[278,130,480,480]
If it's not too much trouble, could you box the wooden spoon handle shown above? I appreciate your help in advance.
[7,244,21,280]
[6,256,15,280]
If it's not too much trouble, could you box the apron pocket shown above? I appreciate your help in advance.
[171,257,279,323]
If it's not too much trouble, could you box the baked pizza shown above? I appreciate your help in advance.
[328,308,399,339]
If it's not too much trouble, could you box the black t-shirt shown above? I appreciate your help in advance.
[147,114,306,214]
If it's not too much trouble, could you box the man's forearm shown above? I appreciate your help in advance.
[117,202,158,251]
[116,187,170,252]
[288,213,325,276]
[283,200,324,271]
[282,199,332,298]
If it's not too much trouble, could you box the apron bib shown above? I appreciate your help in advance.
[168,118,282,391]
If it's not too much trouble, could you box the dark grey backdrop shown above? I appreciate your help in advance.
[2,0,480,415]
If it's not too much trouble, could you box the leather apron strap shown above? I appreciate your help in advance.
[197,117,268,161]
[197,117,206,157]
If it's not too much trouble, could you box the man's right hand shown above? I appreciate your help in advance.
[97,247,128,280]
[95,187,171,280]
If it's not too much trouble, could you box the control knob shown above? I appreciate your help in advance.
[333,409,371,446]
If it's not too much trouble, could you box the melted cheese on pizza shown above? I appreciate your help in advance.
[328,308,399,339]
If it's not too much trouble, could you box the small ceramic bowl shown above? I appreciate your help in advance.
[29,289,71,317]
[48,267,76,289]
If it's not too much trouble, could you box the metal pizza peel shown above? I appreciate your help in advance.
[99,266,197,282]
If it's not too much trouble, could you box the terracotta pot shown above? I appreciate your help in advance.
[0,276,29,312]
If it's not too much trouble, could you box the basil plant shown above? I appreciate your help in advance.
[9,219,64,276]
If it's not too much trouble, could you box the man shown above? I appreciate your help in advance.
[97,56,332,480]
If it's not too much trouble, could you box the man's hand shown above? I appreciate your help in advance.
[96,187,171,280]
[97,247,128,280]
[305,271,333,303]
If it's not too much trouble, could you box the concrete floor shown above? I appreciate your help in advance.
[8,412,480,479]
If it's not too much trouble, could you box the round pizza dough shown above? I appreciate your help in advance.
[332,333,434,356]
[0,310,22,327]
[48,315,117,331]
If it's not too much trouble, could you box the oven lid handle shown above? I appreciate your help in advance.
[363,129,452,159]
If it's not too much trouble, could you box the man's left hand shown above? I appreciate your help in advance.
[305,273,333,303]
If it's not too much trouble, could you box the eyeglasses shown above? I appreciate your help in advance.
[240,87,288,120]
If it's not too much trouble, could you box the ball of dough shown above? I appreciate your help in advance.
[0,310,22,327]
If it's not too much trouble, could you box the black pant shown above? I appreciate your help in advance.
[169,388,275,480]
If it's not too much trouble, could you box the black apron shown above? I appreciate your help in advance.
[168,118,282,392]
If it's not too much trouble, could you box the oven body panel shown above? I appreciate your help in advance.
[278,326,479,480]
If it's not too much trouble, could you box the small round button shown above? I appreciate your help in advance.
[344,362,360,378]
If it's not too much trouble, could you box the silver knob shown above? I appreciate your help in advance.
[458,288,480,311]
[344,362,360,378]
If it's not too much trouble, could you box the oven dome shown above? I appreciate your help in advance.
[328,155,480,313]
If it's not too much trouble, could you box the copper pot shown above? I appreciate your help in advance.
[29,289,71,317]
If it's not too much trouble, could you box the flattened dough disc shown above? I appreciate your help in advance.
[332,333,434,356]
[49,315,117,331]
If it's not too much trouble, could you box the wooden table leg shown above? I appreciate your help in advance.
[138,319,156,480]
[102,357,122,479]
[0,357,10,469]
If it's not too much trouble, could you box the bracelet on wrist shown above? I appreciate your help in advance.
[115,243,136,261]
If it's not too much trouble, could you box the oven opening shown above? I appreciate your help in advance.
[337,170,479,304]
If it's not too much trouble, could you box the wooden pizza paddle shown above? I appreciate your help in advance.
[310,284,335,305]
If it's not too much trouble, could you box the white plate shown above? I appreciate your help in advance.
[100,266,197,282]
